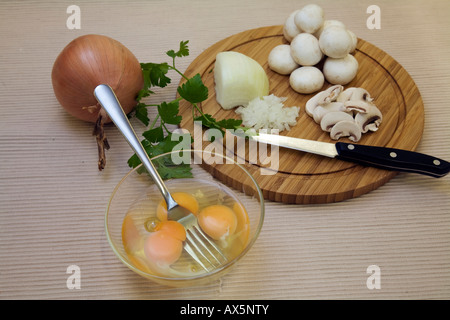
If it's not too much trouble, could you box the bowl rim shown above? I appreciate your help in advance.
[105,149,265,282]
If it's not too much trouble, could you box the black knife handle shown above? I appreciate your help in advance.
[335,142,450,178]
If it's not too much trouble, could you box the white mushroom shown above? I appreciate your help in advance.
[355,105,383,133]
[312,102,347,123]
[294,4,325,34]
[320,111,354,132]
[268,44,299,75]
[347,29,358,53]
[323,54,359,85]
[305,84,343,116]
[290,33,323,66]
[330,120,362,142]
[283,10,302,42]
[319,25,353,58]
[289,66,324,94]
[336,87,373,103]
[339,88,377,115]
[313,20,346,39]
[304,85,381,142]
[343,99,373,114]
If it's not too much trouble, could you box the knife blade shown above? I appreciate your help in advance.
[249,133,450,178]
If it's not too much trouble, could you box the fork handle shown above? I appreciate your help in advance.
[94,84,178,210]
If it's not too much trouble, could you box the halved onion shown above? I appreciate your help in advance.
[214,51,269,110]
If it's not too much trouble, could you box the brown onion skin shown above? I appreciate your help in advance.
[51,34,143,170]
[51,34,143,123]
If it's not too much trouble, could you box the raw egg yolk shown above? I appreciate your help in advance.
[154,220,186,241]
[156,192,199,221]
[122,214,142,253]
[232,202,250,245]
[144,231,183,266]
[198,204,237,241]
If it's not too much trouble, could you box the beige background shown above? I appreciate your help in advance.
[1,0,449,299]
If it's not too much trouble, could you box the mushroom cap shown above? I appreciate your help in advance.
[319,25,353,58]
[305,84,343,116]
[320,111,354,132]
[290,33,323,66]
[323,54,359,85]
[294,4,325,34]
[355,105,383,133]
[330,120,362,142]
[343,99,373,114]
[283,10,302,42]
[314,20,346,39]
[312,102,347,123]
[336,87,372,103]
[268,44,299,75]
[289,66,324,94]
[347,30,358,53]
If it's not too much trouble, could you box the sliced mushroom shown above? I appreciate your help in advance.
[305,84,343,116]
[321,85,344,103]
[343,99,374,114]
[330,120,362,142]
[320,111,354,132]
[305,85,381,142]
[312,102,347,123]
[355,105,383,133]
[337,87,373,103]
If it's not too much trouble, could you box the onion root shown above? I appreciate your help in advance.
[92,108,110,170]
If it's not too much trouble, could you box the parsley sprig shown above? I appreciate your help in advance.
[127,41,246,178]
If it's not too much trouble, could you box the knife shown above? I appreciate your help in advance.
[248,133,450,178]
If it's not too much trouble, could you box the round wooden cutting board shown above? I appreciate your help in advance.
[178,25,424,204]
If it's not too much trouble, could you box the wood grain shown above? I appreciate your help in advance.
[178,25,424,204]
[1,0,449,300]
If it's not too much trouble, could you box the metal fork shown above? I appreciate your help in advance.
[94,84,227,272]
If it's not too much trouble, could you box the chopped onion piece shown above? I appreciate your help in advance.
[235,94,299,132]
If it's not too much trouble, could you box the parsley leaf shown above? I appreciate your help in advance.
[166,40,190,59]
[127,133,192,177]
[142,126,164,143]
[152,135,193,179]
[155,159,192,180]
[134,102,150,126]
[194,113,221,132]
[136,87,153,101]
[177,74,208,104]
[149,133,182,157]
[140,62,171,88]
[158,101,182,125]
[194,114,247,142]
[194,114,243,132]
[216,118,243,130]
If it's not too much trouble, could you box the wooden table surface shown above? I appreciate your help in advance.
[1,0,449,300]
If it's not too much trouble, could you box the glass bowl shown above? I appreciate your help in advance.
[105,149,264,287]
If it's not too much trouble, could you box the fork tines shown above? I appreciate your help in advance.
[184,226,228,272]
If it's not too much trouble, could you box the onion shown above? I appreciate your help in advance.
[51,34,143,170]
[214,51,269,110]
